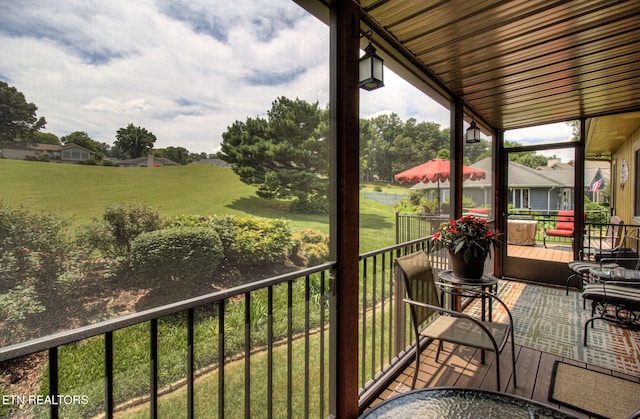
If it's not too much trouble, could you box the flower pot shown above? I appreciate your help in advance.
[449,250,486,280]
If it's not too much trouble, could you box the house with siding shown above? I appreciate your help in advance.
[0,142,96,163]
[411,157,605,212]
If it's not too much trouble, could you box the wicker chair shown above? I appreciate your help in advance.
[395,251,516,390]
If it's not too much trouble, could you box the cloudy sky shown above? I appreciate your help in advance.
[1,0,572,158]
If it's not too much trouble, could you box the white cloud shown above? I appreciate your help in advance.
[0,0,575,157]
[0,0,328,153]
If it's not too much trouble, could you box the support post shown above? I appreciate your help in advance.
[329,1,360,418]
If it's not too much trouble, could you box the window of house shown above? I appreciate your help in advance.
[509,188,530,209]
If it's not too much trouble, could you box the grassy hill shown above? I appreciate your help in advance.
[0,159,399,251]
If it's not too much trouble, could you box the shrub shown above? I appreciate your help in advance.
[77,203,162,257]
[167,215,296,266]
[292,229,330,266]
[130,227,223,281]
[585,198,608,224]
[229,217,295,265]
[290,194,328,214]
[0,283,44,321]
[166,214,233,248]
[0,201,71,294]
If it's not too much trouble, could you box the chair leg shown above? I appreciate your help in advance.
[510,334,517,388]
[412,343,420,389]
[435,340,443,363]
[565,273,579,295]
[495,355,501,391]
[583,318,596,346]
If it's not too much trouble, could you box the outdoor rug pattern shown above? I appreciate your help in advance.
[468,281,640,377]
[548,361,640,419]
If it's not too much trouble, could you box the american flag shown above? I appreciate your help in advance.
[589,178,604,192]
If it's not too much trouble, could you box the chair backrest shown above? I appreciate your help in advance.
[556,210,574,231]
[395,251,440,327]
[606,215,623,247]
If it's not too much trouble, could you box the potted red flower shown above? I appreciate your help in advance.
[431,215,501,279]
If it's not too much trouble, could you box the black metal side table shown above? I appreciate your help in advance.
[437,270,498,318]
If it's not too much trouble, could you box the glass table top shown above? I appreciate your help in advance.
[361,388,577,419]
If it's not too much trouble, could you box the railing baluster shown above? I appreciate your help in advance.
[287,281,293,419]
[150,319,158,418]
[187,308,195,419]
[267,286,274,419]
[319,271,326,419]
[244,292,251,419]
[304,275,310,419]
[388,252,395,362]
[48,347,58,419]
[105,331,113,419]
[380,253,386,370]
[371,254,377,380]
[218,299,225,418]
[360,258,368,388]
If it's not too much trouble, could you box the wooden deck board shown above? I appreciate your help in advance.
[363,339,634,418]
[507,244,573,263]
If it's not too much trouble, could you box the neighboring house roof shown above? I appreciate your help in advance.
[1,142,96,155]
[2,142,63,152]
[119,156,179,167]
[188,158,232,167]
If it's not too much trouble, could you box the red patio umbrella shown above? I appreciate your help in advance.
[394,159,486,213]
[394,158,485,184]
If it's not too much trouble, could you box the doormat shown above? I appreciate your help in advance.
[548,361,640,419]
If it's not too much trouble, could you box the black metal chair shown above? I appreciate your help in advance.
[395,250,516,390]
[566,227,640,297]
[582,279,640,346]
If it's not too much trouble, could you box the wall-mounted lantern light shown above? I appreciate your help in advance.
[358,32,384,91]
[465,120,481,143]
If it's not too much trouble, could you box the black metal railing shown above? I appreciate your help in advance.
[0,263,334,418]
[1,237,458,419]
[395,212,445,244]
[357,237,450,408]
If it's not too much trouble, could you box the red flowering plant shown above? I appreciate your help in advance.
[430,215,501,262]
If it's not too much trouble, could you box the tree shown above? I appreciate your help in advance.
[220,97,329,213]
[114,124,157,159]
[368,113,403,182]
[61,131,104,159]
[154,146,190,165]
[29,131,60,145]
[505,140,548,168]
[0,81,46,142]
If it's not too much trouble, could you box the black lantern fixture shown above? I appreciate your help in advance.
[358,32,384,91]
[465,120,481,143]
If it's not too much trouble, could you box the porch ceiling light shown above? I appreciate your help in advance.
[466,120,481,143]
[358,33,384,91]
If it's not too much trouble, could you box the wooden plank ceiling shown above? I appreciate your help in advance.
[359,0,640,134]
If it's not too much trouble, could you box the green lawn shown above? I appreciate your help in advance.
[0,159,399,252]
[0,159,407,417]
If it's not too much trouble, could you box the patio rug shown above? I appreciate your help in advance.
[548,361,640,419]
[468,281,640,377]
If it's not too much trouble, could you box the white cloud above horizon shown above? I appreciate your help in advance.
[1,0,575,157]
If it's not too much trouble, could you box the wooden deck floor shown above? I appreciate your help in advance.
[369,343,640,418]
[364,327,640,418]
[507,243,574,263]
